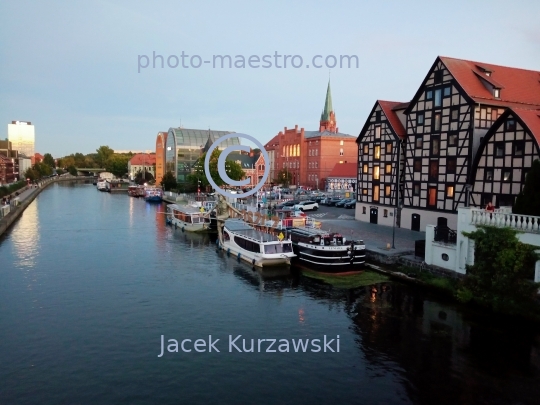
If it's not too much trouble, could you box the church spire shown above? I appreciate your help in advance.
[319,80,337,133]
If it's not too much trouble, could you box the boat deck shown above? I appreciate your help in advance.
[225,219,280,242]
[169,204,205,214]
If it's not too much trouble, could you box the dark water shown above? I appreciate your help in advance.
[0,182,539,405]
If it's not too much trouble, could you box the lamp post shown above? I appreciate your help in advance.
[392,206,396,249]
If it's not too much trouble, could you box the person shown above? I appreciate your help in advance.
[485,202,495,212]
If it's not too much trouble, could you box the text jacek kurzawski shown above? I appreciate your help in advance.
[157,335,340,357]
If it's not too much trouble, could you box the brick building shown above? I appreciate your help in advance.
[264,81,357,189]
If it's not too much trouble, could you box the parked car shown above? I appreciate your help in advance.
[326,196,343,206]
[344,200,356,209]
[293,200,319,211]
[276,200,300,209]
[335,198,354,208]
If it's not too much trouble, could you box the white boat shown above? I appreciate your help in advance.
[219,219,296,268]
[166,204,216,232]
[96,179,109,192]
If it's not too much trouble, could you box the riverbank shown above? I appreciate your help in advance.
[0,175,91,238]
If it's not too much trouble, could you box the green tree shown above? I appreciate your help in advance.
[458,226,539,316]
[188,149,244,188]
[67,165,77,176]
[275,169,292,187]
[134,170,154,185]
[160,171,177,191]
[104,154,130,178]
[96,146,114,167]
[514,159,540,216]
[43,153,55,168]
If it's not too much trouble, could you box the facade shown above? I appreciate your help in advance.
[264,135,279,185]
[18,154,32,177]
[164,128,240,184]
[0,155,15,185]
[8,121,34,159]
[326,162,358,194]
[356,56,540,232]
[227,151,266,187]
[355,101,407,227]
[155,131,167,185]
[265,81,357,190]
[128,153,157,180]
[0,139,20,182]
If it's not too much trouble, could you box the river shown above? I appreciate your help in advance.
[0,181,539,405]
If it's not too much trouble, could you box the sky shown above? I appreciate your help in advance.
[1,0,539,157]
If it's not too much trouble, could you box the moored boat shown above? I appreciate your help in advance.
[219,219,296,268]
[287,227,366,273]
[128,185,145,197]
[144,187,163,202]
[96,179,109,192]
[166,204,216,232]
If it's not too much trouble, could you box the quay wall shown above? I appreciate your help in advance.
[0,176,91,238]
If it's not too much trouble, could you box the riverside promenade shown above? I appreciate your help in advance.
[0,174,86,238]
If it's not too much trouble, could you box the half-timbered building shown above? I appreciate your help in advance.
[355,100,407,227]
[471,108,540,207]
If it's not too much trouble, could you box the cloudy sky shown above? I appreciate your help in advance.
[1,0,539,157]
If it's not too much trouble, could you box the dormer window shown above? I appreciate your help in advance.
[493,88,500,98]
[476,65,493,76]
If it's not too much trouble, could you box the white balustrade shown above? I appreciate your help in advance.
[470,208,540,233]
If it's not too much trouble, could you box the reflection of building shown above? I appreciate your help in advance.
[155,132,167,185]
[227,151,265,187]
[356,57,540,231]
[265,81,357,189]
[164,128,240,184]
[8,121,34,161]
[326,162,357,194]
[128,153,156,180]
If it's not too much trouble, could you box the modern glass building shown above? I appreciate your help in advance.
[8,121,35,158]
[164,128,240,183]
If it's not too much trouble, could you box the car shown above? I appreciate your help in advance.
[335,199,354,208]
[293,200,319,211]
[326,196,343,206]
[276,200,300,209]
[344,200,356,209]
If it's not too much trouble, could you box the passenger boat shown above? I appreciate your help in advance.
[128,185,145,197]
[166,204,216,232]
[286,227,366,273]
[219,219,296,268]
[96,179,109,192]
[144,187,163,202]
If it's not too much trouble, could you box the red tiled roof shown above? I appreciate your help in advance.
[378,100,407,139]
[129,153,156,165]
[328,162,357,178]
[264,134,280,150]
[440,56,540,108]
[512,108,540,146]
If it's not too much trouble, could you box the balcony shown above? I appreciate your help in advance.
[434,226,457,244]
[470,208,540,233]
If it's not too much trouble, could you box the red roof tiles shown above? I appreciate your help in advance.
[328,162,357,178]
[378,100,407,139]
[512,108,540,146]
[129,153,156,165]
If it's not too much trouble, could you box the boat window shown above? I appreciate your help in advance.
[264,243,292,254]
[234,236,261,253]
[313,236,320,244]
[323,237,331,246]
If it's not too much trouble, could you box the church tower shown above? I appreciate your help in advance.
[319,80,338,133]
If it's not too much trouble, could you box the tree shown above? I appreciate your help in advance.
[275,169,292,187]
[67,165,77,176]
[96,146,114,167]
[43,153,55,168]
[105,154,130,178]
[514,159,540,216]
[60,156,75,169]
[161,171,177,191]
[134,170,154,185]
[188,149,244,188]
[458,225,539,316]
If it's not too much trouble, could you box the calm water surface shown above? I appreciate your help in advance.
[1,182,539,405]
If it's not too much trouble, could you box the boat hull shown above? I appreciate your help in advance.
[145,196,162,202]
[291,243,366,274]
[218,240,292,268]
[168,217,211,232]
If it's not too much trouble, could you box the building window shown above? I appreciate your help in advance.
[383,209,388,217]
[385,185,391,196]
[434,70,443,83]
[373,185,380,202]
[451,107,459,121]
[432,137,440,156]
[385,163,392,174]
[494,88,500,98]
[433,112,441,131]
[363,144,368,154]
[363,164,368,174]
[362,188,368,195]
[362,206,366,214]
[375,111,381,122]
[309,149,312,156]
[340,148,344,156]
[503,170,511,181]
[414,158,422,172]
[375,126,381,139]
[429,160,439,180]
[428,187,437,207]
[446,185,454,198]
[386,142,392,154]
[447,157,456,174]
[505,119,516,131]
[416,136,423,149]
[495,142,504,157]
[374,145,381,160]
[373,165,380,180]
[443,86,451,97]
[413,183,420,196]
[448,132,458,146]
[514,141,524,156]
[340,140,344,146]
[426,90,433,100]
[417,113,424,125]
[485,169,493,181]
[434,89,442,107]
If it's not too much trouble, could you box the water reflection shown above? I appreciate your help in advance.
[10,198,40,270]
